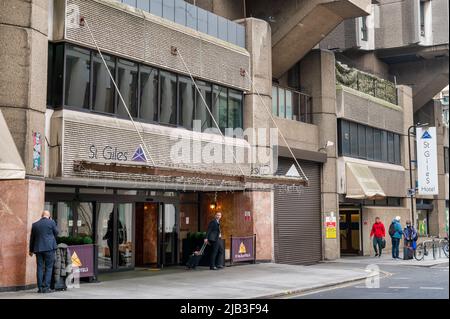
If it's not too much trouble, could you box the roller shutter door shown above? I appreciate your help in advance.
[274,158,322,264]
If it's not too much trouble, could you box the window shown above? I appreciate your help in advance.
[117,59,138,118]
[278,88,285,118]
[179,75,195,129]
[445,147,449,174]
[228,89,243,130]
[212,85,228,132]
[285,90,293,120]
[65,45,90,108]
[358,124,366,158]
[361,16,368,41]
[272,86,278,116]
[349,122,359,157]
[366,127,374,160]
[159,71,177,125]
[195,80,212,131]
[420,1,425,37]
[139,65,158,122]
[338,119,402,164]
[92,52,115,113]
[387,132,394,163]
[53,44,244,132]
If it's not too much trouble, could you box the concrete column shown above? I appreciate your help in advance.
[251,191,274,262]
[300,50,339,260]
[0,0,48,290]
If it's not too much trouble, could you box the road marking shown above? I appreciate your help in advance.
[392,277,410,280]
[420,287,444,290]
[354,286,366,289]
[388,286,408,289]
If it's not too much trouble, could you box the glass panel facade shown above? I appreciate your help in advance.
[218,16,228,41]
[162,0,175,21]
[159,71,177,125]
[139,65,158,122]
[278,88,285,118]
[186,3,197,29]
[117,59,138,118]
[150,0,163,16]
[207,12,218,37]
[285,90,293,120]
[92,53,115,113]
[174,0,186,25]
[227,20,237,44]
[338,119,402,164]
[197,7,208,33]
[117,204,133,268]
[77,202,94,237]
[212,85,228,132]
[137,0,150,11]
[55,202,74,237]
[65,45,90,108]
[97,203,114,270]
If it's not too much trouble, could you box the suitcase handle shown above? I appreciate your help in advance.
[199,242,207,255]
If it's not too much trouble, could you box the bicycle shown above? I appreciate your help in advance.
[414,239,436,261]
[440,237,449,258]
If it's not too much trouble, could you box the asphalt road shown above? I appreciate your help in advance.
[289,262,449,299]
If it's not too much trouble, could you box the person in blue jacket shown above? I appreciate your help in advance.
[388,216,403,259]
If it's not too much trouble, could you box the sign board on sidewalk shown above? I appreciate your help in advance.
[416,127,439,195]
[231,236,255,263]
[67,244,95,278]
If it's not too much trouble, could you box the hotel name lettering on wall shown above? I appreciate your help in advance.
[89,145,129,162]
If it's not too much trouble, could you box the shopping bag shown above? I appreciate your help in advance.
[381,238,386,249]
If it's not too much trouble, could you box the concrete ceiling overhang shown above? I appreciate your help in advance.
[271,0,371,78]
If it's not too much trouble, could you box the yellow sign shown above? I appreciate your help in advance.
[239,242,247,254]
[326,227,336,239]
[71,251,82,267]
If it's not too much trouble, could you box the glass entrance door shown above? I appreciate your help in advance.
[159,203,178,267]
[96,203,134,271]
[339,210,361,254]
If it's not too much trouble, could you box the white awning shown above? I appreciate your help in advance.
[0,110,25,180]
[346,162,385,200]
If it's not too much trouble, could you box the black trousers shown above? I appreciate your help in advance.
[210,240,224,268]
[36,250,55,291]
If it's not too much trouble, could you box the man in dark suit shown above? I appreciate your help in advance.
[204,212,224,270]
[29,210,59,293]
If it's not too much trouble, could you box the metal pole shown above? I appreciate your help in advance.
[408,125,416,227]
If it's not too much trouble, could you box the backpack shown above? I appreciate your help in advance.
[388,223,396,237]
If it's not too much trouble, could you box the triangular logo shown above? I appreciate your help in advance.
[286,164,300,177]
[239,242,246,254]
[71,252,82,267]
[132,145,148,162]
[421,130,432,139]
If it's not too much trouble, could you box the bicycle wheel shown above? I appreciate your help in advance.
[414,243,425,261]
[443,240,449,258]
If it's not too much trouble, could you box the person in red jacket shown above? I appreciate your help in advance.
[370,217,386,257]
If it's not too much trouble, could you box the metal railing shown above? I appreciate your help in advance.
[118,0,245,47]
[272,85,313,124]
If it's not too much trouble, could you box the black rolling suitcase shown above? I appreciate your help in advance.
[403,246,414,260]
[186,242,207,269]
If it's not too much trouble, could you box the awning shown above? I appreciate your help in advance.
[346,162,385,200]
[0,110,25,180]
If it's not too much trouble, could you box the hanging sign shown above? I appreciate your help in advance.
[325,212,337,239]
[416,127,439,195]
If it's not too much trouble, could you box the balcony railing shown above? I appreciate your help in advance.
[336,61,398,105]
[272,85,312,124]
[118,0,245,48]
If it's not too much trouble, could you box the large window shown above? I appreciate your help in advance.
[139,65,158,122]
[92,52,115,114]
[338,119,402,164]
[50,43,244,132]
[64,45,90,108]
[445,147,449,174]
[117,59,138,118]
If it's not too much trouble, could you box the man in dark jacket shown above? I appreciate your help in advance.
[29,210,59,293]
[204,212,224,270]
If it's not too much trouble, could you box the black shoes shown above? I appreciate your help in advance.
[216,265,224,269]
[42,288,54,294]
[375,253,379,257]
[210,267,218,270]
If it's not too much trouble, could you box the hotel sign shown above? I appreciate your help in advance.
[416,127,439,195]
[88,144,147,163]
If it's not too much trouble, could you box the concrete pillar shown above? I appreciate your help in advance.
[300,50,339,260]
[251,191,274,262]
[0,0,48,290]
[430,100,448,237]
[398,85,415,216]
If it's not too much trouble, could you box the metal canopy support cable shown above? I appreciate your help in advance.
[81,17,156,167]
[245,73,309,184]
[173,47,246,177]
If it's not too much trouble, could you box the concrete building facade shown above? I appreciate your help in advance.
[1,0,447,291]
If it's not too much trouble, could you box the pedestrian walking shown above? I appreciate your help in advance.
[204,212,224,270]
[388,216,403,259]
[29,210,59,293]
[370,217,386,257]
[403,220,418,260]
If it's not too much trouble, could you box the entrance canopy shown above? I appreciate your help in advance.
[345,162,385,200]
[0,110,25,180]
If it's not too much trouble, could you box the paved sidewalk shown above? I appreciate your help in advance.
[0,263,369,299]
